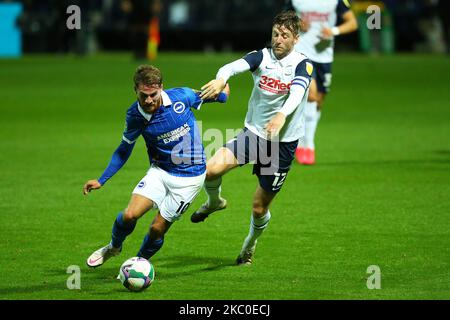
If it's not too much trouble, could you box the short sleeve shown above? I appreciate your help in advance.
[243,50,264,72]
[182,87,203,110]
[291,59,313,91]
[337,0,352,16]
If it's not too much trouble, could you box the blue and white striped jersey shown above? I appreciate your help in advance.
[123,87,206,177]
[98,87,227,185]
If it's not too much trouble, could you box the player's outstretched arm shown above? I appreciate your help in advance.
[201,58,251,100]
[83,179,102,195]
[200,78,226,100]
[83,140,135,195]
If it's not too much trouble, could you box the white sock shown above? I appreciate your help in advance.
[205,177,222,207]
[304,101,320,150]
[241,211,271,253]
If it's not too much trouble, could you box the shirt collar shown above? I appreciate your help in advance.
[137,90,172,121]
[161,90,172,107]
[271,48,295,67]
[137,101,152,121]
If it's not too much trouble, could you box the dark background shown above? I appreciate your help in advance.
[6,0,450,55]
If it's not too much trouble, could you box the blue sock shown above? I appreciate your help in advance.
[137,234,164,259]
[111,212,136,249]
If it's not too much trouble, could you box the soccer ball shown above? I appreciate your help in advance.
[118,257,155,292]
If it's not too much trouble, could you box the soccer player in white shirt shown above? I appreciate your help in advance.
[191,11,313,265]
[285,0,358,164]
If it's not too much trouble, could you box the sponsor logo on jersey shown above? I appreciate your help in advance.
[259,76,291,94]
[157,123,191,144]
[173,102,186,114]
[301,12,330,23]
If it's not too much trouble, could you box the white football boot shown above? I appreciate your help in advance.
[86,243,121,268]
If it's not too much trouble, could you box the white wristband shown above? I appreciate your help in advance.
[331,26,340,36]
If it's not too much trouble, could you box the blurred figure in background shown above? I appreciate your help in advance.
[121,0,161,60]
[438,0,450,53]
[285,0,358,165]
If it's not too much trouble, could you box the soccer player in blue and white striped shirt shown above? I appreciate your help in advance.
[84,65,229,268]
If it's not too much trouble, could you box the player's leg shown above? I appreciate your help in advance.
[297,62,331,165]
[87,194,153,267]
[237,186,276,265]
[297,77,319,165]
[137,212,172,259]
[237,139,296,265]
[139,171,205,259]
[112,194,154,249]
[205,146,239,204]
[191,146,239,222]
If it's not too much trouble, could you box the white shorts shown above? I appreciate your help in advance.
[132,166,206,223]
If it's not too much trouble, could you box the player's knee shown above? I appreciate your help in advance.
[252,202,268,218]
[205,164,221,181]
[123,208,139,222]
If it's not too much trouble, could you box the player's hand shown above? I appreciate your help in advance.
[200,78,226,100]
[320,27,334,39]
[265,112,286,139]
[83,179,102,195]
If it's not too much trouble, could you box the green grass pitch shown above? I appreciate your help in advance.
[0,52,449,300]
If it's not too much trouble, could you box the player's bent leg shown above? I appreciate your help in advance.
[237,187,276,266]
[87,194,154,268]
[137,212,172,260]
[206,147,239,181]
[191,147,238,223]
[112,194,154,248]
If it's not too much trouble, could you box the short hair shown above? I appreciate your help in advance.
[272,10,301,36]
[133,65,162,88]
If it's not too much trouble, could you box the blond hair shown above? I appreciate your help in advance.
[133,65,163,88]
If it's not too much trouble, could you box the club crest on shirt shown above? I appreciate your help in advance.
[137,181,146,188]
[173,102,186,114]
[306,62,314,76]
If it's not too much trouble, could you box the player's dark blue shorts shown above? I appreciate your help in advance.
[224,128,297,193]
[312,61,332,94]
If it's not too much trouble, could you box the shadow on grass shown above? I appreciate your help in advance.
[0,255,235,296]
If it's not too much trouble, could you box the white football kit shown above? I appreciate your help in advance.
[133,165,205,222]
[289,0,352,63]
[217,47,313,143]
